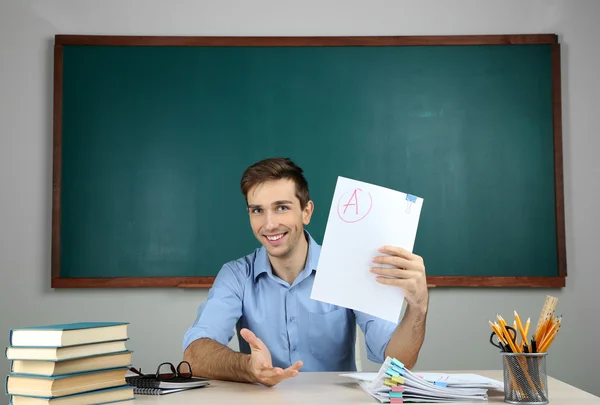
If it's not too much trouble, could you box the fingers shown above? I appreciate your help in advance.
[375,276,419,292]
[260,361,302,377]
[371,267,421,279]
[259,366,285,379]
[372,257,425,273]
[378,245,414,259]
[373,251,425,269]
[372,256,411,270]
[257,361,302,387]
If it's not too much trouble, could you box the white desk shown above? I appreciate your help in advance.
[133,370,600,404]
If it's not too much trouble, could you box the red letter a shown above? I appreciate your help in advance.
[343,189,360,215]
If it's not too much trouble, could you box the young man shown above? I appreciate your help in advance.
[183,158,429,387]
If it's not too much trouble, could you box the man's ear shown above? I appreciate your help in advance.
[302,200,314,225]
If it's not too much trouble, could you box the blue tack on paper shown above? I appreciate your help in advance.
[392,366,405,376]
[406,194,417,203]
[386,368,400,377]
[391,358,405,368]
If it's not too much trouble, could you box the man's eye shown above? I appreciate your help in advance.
[278,206,289,211]
[252,208,262,214]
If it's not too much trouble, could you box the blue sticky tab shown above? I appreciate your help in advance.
[435,381,448,387]
[390,392,403,398]
[390,365,405,376]
[406,194,417,203]
[386,368,399,377]
[391,358,405,369]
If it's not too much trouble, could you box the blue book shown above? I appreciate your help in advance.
[9,385,135,404]
[6,367,128,398]
[10,322,129,348]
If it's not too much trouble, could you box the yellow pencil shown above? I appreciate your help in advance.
[514,311,528,348]
[497,316,520,353]
[535,317,550,342]
[490,321,507,345]
[539,316,561,351]
[539,329,559,352]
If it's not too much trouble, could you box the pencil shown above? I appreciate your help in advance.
[514,311,528,348]
[539,316,561,352]
[539,329,559,353]
[498,316,520,353]
[535,317,550,343]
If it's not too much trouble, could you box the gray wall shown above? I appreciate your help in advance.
[1,0,599,400]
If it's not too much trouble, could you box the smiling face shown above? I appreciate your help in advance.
[246,179,314,259]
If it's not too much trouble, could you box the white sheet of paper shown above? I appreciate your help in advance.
[310,176,424,323]
[413,373,504,389]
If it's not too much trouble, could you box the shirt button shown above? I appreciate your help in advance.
[289,316,295,322]
[292,346,297,351]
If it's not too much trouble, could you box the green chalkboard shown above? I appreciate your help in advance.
[51,35,566,288]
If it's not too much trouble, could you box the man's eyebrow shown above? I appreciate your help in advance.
[247,201,294,209]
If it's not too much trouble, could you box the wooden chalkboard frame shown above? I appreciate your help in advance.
[51,34,566,289]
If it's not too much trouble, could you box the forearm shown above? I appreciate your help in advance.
[183,338,255,383]
[384,304,428,369]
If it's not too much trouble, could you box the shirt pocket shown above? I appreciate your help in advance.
[307,309,351,361]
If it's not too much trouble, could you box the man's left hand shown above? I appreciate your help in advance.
[370,246,429,313]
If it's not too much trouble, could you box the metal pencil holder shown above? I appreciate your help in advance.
[501,352,549,404]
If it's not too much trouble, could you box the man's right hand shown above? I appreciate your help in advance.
[240,328,303,387]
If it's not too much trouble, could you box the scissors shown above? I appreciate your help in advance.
[489,325,517,352]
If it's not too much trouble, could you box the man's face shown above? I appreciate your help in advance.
[246,179,313,259]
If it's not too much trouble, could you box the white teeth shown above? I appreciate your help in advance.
[266,234,284,241]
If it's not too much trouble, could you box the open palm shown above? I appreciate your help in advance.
[240,328,303,387]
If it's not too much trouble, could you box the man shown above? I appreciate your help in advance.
[183,157,429,387]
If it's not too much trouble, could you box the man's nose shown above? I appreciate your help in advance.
[265,211,278,230]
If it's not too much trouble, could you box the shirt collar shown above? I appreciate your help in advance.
[253,230,321,283]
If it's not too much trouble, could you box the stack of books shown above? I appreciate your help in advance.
[5,322,135,404]
[341,357,503,403]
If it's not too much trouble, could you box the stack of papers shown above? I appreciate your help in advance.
[340,357,503,403]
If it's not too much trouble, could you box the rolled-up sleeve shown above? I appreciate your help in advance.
[354,310,398,364]
[182,263,244,352]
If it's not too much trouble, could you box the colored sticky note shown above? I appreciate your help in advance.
[391,365,405,376]
[391,358,405,369]
[386,368,400,377]
[391,376,405,384]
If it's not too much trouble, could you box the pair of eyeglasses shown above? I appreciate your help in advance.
[129,360,193,381]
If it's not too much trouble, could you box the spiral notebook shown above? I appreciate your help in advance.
[126,375,210,392]
[132,387,188,395]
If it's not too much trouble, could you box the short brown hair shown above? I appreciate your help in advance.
[240,157,310,208]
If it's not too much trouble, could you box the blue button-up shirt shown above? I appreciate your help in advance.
[183,231,398,371]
